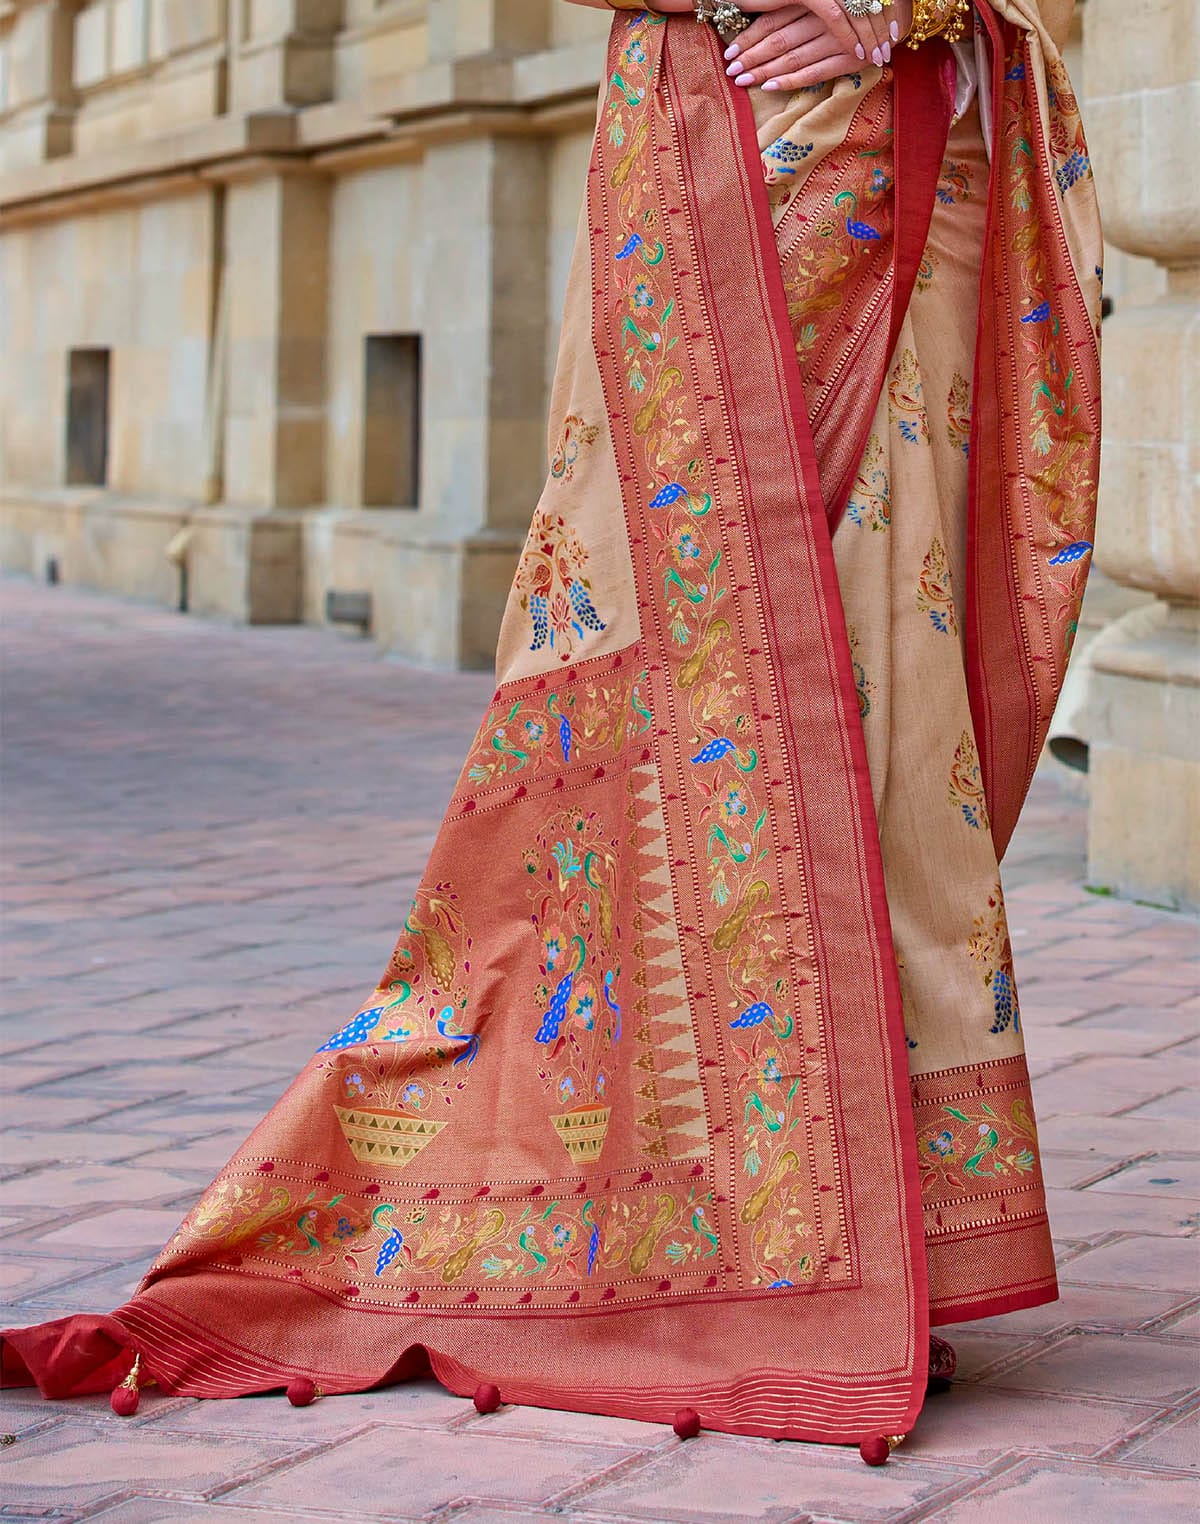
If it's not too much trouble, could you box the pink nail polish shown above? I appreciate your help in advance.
[735,73,754,87]
[727,60,743,76]
[724,43,740,60]
[883,42,891,62]
[855,43,866,60]
[872,47,883,66]
[761,79,781,90]
[890,21,899,41]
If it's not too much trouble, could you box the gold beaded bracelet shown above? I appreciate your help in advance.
[906,0,972,48]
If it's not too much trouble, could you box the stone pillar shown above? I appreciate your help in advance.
[345,0,554,668]
[229,0,341,113]
[1082,0,1199,910]
[0,0,78,173]
[187,166,330,624]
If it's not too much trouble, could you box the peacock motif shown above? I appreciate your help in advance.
[514,509,607,663]
[968,882,1021,1036]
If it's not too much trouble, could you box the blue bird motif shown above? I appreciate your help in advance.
[529,592,549,652]
[536,973,573,1044]
[1048,540,1093,565]
[375,1229,403,1276]
[615,233,643,261]
[603,969,622,1041]
[567,579,606,634]
[690,737,738,765]
[559,714,573,763]
[846,219,881,240]
[649,482,689,508]
[436,1007,479,1066]
[1021,301,1051,323]
[317,1004,384,1053]
[730,1001,774,1030]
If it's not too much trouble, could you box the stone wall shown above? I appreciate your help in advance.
[0,0,608,662]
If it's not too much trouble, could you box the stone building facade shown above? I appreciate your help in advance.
[0,0,614,665]
[1,1,1196,903]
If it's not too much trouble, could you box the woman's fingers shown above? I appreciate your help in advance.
[728,15,823,76]
[725,4,809,59]
[762,48,863,91]
[750,38,847,87]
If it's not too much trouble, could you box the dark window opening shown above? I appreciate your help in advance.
[362,333,421,508]
[66,348,111,487]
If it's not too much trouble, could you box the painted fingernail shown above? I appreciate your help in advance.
[855,43,866,59]
[761,79,781,90]
[726,59,743,76]
[872,46,883,66]
[883,41,891,62]
[724,43,740,60]
[734,73,754,86]
[890,21,899,40]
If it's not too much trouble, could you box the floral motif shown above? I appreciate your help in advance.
[847,623,876,718]
[164,1175,719,1292]
[947,372,971,457]
[550,413,601,483]
[1046,58,1092,198]
[461,666,651,791]
[916,537,958,636]
[968,883,1020,1035]
[888,348,929,445]
[948,730,990,831]
[316,886,480,1169]
[845,435,891,531]
[779,121,895,370]
[918,1095,1037,1198]
[935,158,973,206]
[514,509,606,662]
[527,809,622,1160]
[1001,46,1099,663]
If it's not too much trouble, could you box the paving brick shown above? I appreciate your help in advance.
[1121,1409,1200,1471]
[984,1331,1200,1404]
[1061,1236,1200,1292]
[918,1460,1200,1522]
[906,1387,1162,1464]
[572,1435,965,1523]
[0,1418,309,1512]
[226,1424,640,1517]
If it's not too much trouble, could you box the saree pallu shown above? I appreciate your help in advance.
[2,1,1101,1446]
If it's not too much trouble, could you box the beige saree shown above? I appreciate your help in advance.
[3,1,1102,1453]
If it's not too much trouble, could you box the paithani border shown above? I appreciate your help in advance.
[663,19,932,1423]
[966,6,1102,858]
[448,642,651,815]
[913,1052,1058,1325]
[592,14,860,1302]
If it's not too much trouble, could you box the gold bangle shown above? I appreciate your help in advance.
[906,0,971,48]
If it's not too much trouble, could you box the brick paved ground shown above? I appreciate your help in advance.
[1,579,1197,1523]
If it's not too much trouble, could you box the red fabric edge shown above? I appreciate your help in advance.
[931,1277,1060,1327]
[720,38,930,1441]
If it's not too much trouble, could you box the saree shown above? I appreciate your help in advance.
[2,1,1101,1449]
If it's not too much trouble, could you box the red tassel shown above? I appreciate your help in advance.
[287,1378,320,1407]
[672,1408,701,1440]
[859,1434,906,1467]
[110,1355,141,1417]
[473,1382,502,1414]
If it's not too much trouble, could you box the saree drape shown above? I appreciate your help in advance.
[2,2,1101,1448]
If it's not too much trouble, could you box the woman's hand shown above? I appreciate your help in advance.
[727,2,909,85]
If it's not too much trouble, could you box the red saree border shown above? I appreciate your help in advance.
[714,31,930,1428]
[966,5,1102,856]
